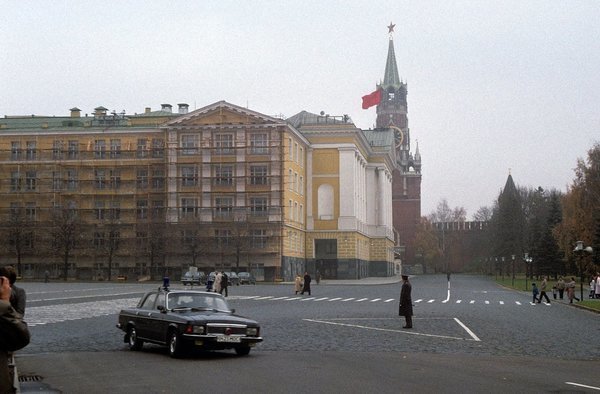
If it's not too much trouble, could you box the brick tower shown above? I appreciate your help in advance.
[375,23,422,264]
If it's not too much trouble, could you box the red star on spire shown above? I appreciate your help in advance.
[387,22,395,34]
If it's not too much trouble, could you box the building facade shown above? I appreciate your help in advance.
[0,101,396,281]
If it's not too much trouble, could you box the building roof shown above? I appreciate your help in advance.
[381,37,402,90]
[286,111,352,129]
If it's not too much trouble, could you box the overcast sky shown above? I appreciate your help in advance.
[2,1,599,218]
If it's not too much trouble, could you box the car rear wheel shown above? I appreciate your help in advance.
[128,326,143,351]
[168,331,183,358]
[235,346,251,356]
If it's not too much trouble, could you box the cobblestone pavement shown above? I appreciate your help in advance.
[17,275,600,360]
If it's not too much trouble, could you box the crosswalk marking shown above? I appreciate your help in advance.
[329,297,342,302]
[384,299,395,303]
[456,300,462,303]
[485,301,490,304]
[341,298,355,302]
[470,300,475,304]
[315,297,329,301]
[499,301,504,305]
[370,298,381,302]
[301,297,316,302]
[355,298,368,302]
[427,299,435,303]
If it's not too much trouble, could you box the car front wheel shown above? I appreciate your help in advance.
[128,326,143,351]
[168,331,183,358]
[235,346,251,356]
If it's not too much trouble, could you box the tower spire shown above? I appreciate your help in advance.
[382,23,401,90]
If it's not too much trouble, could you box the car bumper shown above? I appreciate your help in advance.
[182,334,263,347]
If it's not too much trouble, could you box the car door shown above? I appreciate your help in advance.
[146,292,170,343]
[135,292,158,341]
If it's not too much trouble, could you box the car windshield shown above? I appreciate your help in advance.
[167,293,230,311]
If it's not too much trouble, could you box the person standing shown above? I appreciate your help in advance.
[214,272,222,294]
[300,272,311,295]
[595,273,600,299]
[0,266,26,315]
[0,273,30,393]
[398,274,413,328]
[566,277,579,303]
[537,276,550,304]
[531,283,539,304]
[220,272,229,297]
[556,276,565,300]
[294,274,302,295]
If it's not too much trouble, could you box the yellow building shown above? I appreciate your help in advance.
[0,101,395,281]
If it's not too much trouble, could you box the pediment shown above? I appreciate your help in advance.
[164,100,282,127]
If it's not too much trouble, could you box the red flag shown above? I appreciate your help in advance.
[361,89,382,109]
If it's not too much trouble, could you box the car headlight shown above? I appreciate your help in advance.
[191,325,205,334]
[246,327,258,336]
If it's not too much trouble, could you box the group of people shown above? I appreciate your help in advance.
[532,275,599,304]
[0,265,30,393]
[206,271,229,296]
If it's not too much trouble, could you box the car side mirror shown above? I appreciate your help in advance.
[157,305,166,313]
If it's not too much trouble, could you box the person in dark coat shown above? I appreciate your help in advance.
[2,266,26,315]
[220,272,229,297]
[301,272,312,295]
[398,274,413,328]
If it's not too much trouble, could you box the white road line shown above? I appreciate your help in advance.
[370,298,381,302]
[328,297,342,302]
[427,299,435,303]
[285,297,302,301]
[414,299,423,303]
[441,299,449,303]
[301,297,316,302]
[484,300,490,304]
[255,296,274,300]
[453,318,481,341]
[470,300,475,304]
[355,298,368,302]
[314,297,329,301]
[384,299,395,303]
[499,301,504,305]
[456,300,462,303]
[565,382,600,391]
[515,301,521,305]
[341,298,355,302]
[271,296,290,300]
[304,319,473,341]
[443,281,450,303]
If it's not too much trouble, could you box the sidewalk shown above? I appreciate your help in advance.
[280,275,402,286]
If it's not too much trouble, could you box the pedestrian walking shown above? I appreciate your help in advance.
[399,274,413,328]
[556,276,565,300]
[44,270,50,283]
[300,272,311,295]
[566,277,579,303]
[0,266,26,315]
[214,272,222,294]
[590,277,596,299]
[294,274,302,295]
[531,283,539,304]
[220,272,229,297]
[537,276,550,304]
[595,273,600,299]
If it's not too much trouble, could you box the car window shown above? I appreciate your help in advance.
[156,293,166,309]
[140,293,157,309]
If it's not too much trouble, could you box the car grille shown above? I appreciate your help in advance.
[206,323,247,335]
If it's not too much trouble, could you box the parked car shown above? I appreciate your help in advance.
[225,272,240,286]
[238,272,256,285]
[181,271,206,286]
[117,289,263,358]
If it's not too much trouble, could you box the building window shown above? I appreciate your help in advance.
[95,169,107,189]
[136,232,147,249]
[93,232,105,248]
[25,202,36,221]
[68,140,79,159]
[110,139,121,158]
[181,135,197,155]
[214,133,234,155]
[137,138,148,158]
[137,168,148,189]
[299,147,304,166]
[151,200,164,220]
[215,197,233,218]
[289,199,293,220]
[299,176,304,195]
[95,201,106,220]
[137,200,148,220]
[109,201,121,220]
[214,164,233,185]
[25,171,36,191]
[250,197,268,216]
[110,169,121,189]
[249,133,268,154]
[26,141,36,160]
[293,142,298,163]
[66,169,78,190]
[11,142,21,160]
[288,169,293,190]
[152,138,164,158]
[52,140,64,160]
[294,173,298,192]
[10,172,21,191]
[52,171,62,191]
[288,138,292,158]
[94,140,107,159]
[181,166,198,187]
[215,229,231,247]
[250,165,268,185]
[251,229,267,249]
[299,204,304,223]
[152,168,165,190]
[181,198,198,217]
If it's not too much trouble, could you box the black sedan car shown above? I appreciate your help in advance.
[117,289,262,358]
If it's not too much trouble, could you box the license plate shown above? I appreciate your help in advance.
[217,335,241,343]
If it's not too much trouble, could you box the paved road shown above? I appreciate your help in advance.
[13,275,600,392]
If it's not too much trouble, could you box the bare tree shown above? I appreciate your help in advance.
[50,205,80,281]
[6,206,33,277]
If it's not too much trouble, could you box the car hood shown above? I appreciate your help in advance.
[174,311,259,325]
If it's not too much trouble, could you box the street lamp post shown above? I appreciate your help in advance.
[523,253,532,291]
[573,241,593,302]
[511,254,515,287]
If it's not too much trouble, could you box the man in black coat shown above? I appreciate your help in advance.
[399,275,413,328]
[301,272,312,295]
